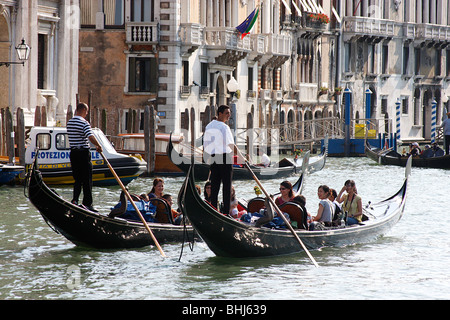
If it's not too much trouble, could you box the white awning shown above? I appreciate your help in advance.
[316,0,325,14]
[281,0,292,15]
[332,5,342,24]
[299,0,311,12]
[292,1,302,16]
[306,0,318,13]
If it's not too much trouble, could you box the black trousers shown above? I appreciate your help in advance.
[445,135,450,155]
[209,153,233,215]
[70,148,93,206]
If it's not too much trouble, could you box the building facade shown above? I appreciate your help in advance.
[0,0,79,127]
[77,0,339,144]
[340,0,450,142]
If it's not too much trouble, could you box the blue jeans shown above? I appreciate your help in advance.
[347,217,359,225]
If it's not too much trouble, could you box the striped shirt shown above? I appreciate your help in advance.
[67,116,94,149]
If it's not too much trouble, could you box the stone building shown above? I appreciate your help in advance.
[339,0,450,143]
[76,0,339,145]
[0,0,79,127]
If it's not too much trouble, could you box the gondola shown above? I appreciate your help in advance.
[178,157,411,258]
[168,135,326,180]
[26,156,197,249]
[365,140,450,169]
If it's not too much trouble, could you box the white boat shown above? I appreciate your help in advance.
[25,127,146,186]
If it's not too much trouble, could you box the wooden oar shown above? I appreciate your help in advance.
[237,151,318,267]
[100,151,166,257]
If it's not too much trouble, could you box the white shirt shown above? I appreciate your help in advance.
[260,153,270,167]
[203,120,234,155]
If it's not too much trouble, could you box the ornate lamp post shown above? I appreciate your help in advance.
[0,38,31,67]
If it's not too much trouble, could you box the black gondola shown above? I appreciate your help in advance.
[167,135,326,181]
[26,157,197,249]
[178,157,411,258]
[365,140,450,169]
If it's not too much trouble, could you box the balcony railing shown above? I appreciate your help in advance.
[415,24,450,42]
[126,22,159,44]
[343,16,395,39]
[204,27,251,50]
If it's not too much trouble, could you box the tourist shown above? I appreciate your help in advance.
[337,180,363,226]
[148,178,164,199]
[275,180,294,206]
[309,185,334,230]
[203,181,212,202]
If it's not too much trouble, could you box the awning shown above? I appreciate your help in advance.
[332,5,342,24]
[281,0,292,15]
[292,1,302,16]
[306,0,318,13]
[298,0,311,12]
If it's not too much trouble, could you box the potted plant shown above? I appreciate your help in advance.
[319,86,328,95]
[334,86,343,95]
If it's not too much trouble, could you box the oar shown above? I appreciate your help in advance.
[99,151,166,257]
[237,151,318,267]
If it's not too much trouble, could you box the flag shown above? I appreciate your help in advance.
[236,7,259,39]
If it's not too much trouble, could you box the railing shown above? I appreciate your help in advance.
[126,22,159,44]
[204,27,251,50]
[343,16,395,38]
[234,117,393,147]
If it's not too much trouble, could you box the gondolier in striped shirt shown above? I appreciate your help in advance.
[67,102,103,212]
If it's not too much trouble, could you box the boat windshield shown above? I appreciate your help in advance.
[93,129,116,153]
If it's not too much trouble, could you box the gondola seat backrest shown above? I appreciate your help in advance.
[247,197,265,214]
[151,198,174,224]
[279,202,307,229]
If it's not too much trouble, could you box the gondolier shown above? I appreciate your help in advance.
[203,105,244,215]
[441,111,450,155]
[67,102,103,212]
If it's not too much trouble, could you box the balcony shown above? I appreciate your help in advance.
[343,16,395,43]
[248,34,265,62]
[204,27,250,66]
[260,33,291,68]
[294,83,318,104]
[126,22,159,44]
[415,24,450,47]
[179,23,204,54]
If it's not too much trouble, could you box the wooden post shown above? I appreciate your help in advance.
[16,107,25,166]
[101,109,107,133]
[0,108,4,156]
[127,108,133,133]
[66,105,73,123]
[144,105,156,176]
[5,107,14,164]
[34,106,41,126]
[41,106,47,127]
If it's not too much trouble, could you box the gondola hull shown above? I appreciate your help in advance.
[27,165,197,249]
[168,136,326,180]
[365,141,450,169]
[180,162,409,258]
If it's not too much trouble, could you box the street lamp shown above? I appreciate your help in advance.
[0,38,31,67]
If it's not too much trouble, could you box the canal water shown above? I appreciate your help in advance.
[0,157,449,300]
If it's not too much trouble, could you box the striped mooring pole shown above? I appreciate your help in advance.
[396,98,401,141]
[431,99,437,144]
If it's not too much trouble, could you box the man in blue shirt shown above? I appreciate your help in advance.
[441,111,450,155]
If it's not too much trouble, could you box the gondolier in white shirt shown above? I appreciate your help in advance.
[203,105,245,215]
[67,103,103,212]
